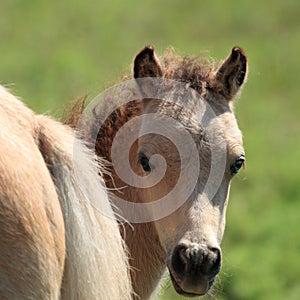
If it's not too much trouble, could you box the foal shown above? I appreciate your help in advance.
[68,45,248,299]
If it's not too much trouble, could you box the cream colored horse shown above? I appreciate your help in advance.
[131,46,247,298]
[0,86,132,299]
[68,45,248,299]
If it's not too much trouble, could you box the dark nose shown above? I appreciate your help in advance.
[171,244,221,279]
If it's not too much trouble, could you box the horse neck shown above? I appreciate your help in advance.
[123,223,166,299]
[95,100,166,299]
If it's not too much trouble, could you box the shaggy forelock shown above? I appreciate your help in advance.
[161,48,218,94]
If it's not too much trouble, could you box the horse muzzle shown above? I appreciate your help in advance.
[169,243,222,297]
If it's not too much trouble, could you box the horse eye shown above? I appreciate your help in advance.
[138,153,151,172]
[231,155,245,175]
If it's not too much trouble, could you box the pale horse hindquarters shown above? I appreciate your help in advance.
[0,86,132,300]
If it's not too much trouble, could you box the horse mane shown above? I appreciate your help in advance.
[64,47,218,162]
[37,116,132,299]
[160,47,217,93]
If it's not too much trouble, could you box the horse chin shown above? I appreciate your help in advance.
[169,269,215,298]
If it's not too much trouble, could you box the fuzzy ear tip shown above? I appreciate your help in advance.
[141,45,155,55]
[232,46,247,61]
[145,45,154,51]
[134,46,155,63]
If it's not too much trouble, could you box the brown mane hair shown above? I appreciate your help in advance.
[64,47,219,163]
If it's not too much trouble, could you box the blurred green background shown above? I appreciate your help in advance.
[1,1,299,299]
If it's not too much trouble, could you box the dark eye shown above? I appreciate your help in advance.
[138,153,151,172]
[231,155,245,175]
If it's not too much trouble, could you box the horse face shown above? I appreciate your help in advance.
[134,46,247,296]
[136,113,244,296]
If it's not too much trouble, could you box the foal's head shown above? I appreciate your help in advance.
[132,46,247,296]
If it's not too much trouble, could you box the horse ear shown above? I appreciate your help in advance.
[133,46,163,78]
[213,47,248,100]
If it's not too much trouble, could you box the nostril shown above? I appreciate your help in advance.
[210,247,221,261]
[207,247,222,274]
[209,246,221,257]
[171,244,188,278]
[172,245,222,279]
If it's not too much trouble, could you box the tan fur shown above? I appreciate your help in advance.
[0,87,65,299]
[0,86,132,299]
[66,46,248,299]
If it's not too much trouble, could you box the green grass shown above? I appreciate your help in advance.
[1,1,299,299]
